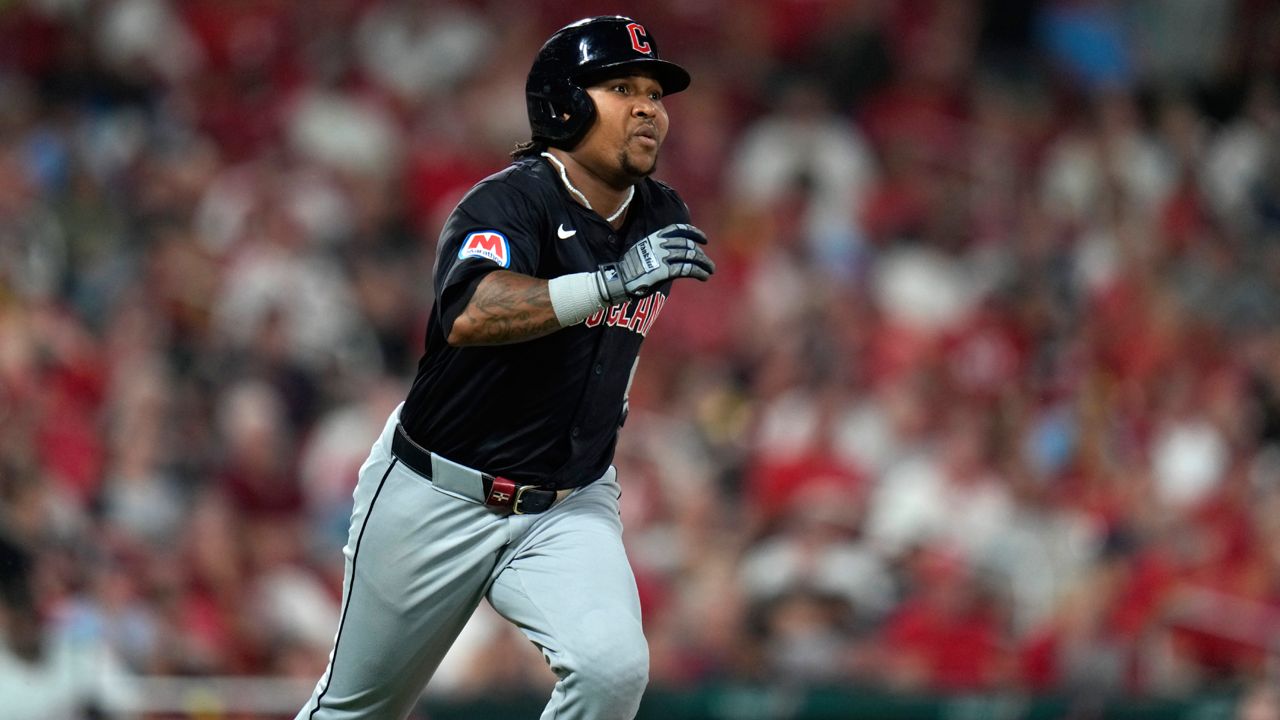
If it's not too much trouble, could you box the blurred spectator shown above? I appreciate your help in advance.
[726,77,877,281]
[875,546,1011,692]
[864,405,1016,565]
[298,376,402,554]
[740,483,895,621]
[0,467,138,715]
[354,0,494,106]
[1206,80,1280,231]
[1037,0,1134,91]
[1239,682,1280,720]
[1040,90,1173,226]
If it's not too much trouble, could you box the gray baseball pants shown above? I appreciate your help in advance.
[296,406,648,720]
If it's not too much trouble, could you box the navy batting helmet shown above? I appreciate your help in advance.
[526,16,691,149]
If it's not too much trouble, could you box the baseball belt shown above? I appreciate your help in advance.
[391,423,569,515]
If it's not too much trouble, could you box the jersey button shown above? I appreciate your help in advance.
[571,426,580,438]
[594,363,603,375]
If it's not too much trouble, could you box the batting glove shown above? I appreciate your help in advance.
[595,223,715,304]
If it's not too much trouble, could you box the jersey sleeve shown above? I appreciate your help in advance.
[433,179,544,334]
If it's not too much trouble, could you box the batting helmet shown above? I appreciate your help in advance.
[526,16,691,149]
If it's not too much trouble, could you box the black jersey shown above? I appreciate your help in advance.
[400,156,691,489]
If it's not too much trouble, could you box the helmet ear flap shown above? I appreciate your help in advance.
[527,74,596,149]
[558,83,596,147]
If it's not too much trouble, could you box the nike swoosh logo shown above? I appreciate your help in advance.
[557,224,577,239]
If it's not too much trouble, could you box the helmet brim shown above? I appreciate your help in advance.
[575,58,691,96]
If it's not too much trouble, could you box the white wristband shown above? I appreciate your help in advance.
[548,272,606,326]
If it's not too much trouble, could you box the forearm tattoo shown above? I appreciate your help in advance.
[455,271,561,345]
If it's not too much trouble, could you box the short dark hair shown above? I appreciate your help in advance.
[510,139,547,159]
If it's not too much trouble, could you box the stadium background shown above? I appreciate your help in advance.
[1,0,1279,717]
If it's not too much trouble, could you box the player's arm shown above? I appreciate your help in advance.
[447,271,559,346]
[447,223,716,347]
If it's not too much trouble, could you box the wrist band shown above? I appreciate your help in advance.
[548,272,606,326]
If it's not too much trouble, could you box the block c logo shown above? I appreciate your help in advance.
[626,23,651,54]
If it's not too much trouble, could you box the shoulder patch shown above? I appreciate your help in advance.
[458,231,511,268]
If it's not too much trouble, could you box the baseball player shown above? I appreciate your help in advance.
[297,16,713,720]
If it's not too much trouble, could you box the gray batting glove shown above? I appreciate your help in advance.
[594,223,715,304]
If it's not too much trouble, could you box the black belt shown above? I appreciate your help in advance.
[391,423,564,515]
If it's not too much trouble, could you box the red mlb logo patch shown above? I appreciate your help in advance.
[459,231,510,267]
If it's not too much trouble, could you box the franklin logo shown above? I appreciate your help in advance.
[459,231,510,267]
[638,239,660,273]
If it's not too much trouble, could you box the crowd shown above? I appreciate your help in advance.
[2,0,1280,715]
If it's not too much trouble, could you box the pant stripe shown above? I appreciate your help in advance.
[309,458,398,719]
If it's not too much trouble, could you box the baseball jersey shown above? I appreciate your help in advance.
[399,156,691,489]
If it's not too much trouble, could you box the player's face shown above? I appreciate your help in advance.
[579,73,669,184]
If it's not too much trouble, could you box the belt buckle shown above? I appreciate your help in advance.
[512,485,534,515]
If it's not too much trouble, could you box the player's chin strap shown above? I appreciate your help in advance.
[541,152,634,223]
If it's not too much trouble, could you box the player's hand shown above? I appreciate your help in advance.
[594,223,715,304]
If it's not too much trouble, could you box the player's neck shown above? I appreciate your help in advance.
[543,149,633,229]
